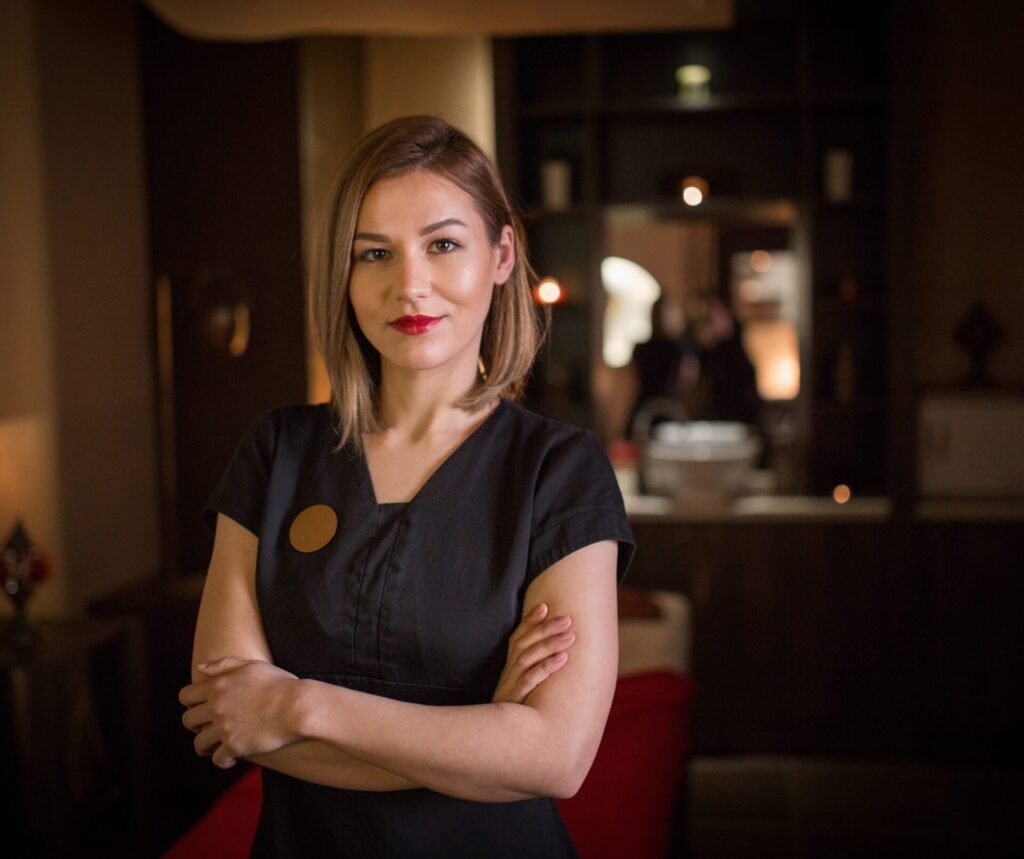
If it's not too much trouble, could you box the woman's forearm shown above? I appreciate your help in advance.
[246,739,420,792]
[291,680,590,802]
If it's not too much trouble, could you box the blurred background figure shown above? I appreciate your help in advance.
[627,295,689,441]
[680,293,761,429]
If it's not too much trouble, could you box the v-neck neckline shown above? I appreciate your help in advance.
[355,399,507,508]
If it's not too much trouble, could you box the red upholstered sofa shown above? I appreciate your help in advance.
[164,669,693,859]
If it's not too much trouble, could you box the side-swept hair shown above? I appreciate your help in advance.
[309,115,546,452]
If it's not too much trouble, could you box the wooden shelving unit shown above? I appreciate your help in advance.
[494,0,891,494]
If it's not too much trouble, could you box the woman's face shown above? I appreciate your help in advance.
[349,170,515,382]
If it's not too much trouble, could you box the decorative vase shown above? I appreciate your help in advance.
[2,520,52,649]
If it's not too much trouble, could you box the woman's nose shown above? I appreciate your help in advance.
[395,252,430,302]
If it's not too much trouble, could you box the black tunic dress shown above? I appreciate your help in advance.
[202,398,635,858]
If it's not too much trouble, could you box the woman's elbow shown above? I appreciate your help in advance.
[543,737,600,799]
[546,759,592,799]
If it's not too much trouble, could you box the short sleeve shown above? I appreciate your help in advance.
[202,409,279,536]
[527,430,635,586]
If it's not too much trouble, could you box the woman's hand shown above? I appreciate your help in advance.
[179,657,301,768]
[492,602,575,704]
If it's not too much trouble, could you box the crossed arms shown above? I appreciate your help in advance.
[179,513,619,802]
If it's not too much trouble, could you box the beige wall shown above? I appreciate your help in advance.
[0,0,159,617]
[1,0,70,618]
[363,36,495,154]
[298,35,497,402]
[298,37,365,404]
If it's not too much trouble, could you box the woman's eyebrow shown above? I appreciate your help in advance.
[352,218,464,245]
[420,217,467,235]
[353,230,389,243]
[352,220,464,243]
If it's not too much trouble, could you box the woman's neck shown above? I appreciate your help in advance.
[375,359,487,443]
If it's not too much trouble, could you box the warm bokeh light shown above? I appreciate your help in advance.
[750,250,773,273]
[675,64,712,103]
[676,64,712,87]
[534,277,563,305]
[741,319,801,400]
[680,175,709,207]
[833,484,852,504]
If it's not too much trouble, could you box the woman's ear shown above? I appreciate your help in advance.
[494,224,516,286]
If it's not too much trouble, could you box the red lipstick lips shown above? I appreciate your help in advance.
[389,315,442,335]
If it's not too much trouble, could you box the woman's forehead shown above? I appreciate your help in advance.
[356,170,483,232]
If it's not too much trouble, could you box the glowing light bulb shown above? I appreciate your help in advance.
[676,64,712,103]
[535,278,563,305]
[833,484,852,504]
[682,186,703,206]
[750,250,773,273]
[680,176,709,207]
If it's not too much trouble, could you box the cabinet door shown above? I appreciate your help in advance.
[628,519,892,755]
[901,522,1024,762]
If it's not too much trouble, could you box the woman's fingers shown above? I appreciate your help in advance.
[493,611,576,704]
[181,702,211,733]
[511,650,571,701]
[509,614,573,661]
[211,743,238,769]
[517,629,576,667]
[507,602,548,650]
[197,656,250,676]
[193,724,220,757]
[511,630,575,685]
[178,680,209,708]
[195,728,238,768]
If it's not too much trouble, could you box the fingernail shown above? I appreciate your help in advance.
[197,662,209,669]
[553,615,571,627]
[534,603,547,616]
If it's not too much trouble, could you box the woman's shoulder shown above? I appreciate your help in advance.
[241,402,335,449]
[501,400,604,462]
[267,401,332,425]
[252,401,331,424]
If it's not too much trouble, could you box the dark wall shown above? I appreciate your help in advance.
[141,9,307,576]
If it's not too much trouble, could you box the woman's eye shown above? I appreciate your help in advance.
[358,248,389,262]
[431,238,460,253]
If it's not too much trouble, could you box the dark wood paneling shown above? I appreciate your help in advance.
[140,9,307,576]
[628,517,1022,763]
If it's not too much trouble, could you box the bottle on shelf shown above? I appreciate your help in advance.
[833,343,856,403]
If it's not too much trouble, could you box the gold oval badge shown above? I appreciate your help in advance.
[288,504,338,553]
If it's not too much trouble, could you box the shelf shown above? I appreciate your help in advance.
[814,296,887,314]
[520,88,882,121]
[814,193,885,210]
[601,93,802,115]
[603,198,799,226]
[522,199,800,226]
[521,92,802,119]
[520,100,591,119]
[812,89,887,108]
[522,204,596,221]
[497,13,891,496]
[814,398,887,416]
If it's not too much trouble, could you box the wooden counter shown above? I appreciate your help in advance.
[625,502,1023,764]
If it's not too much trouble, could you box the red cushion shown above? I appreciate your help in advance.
[164,671,693,859]
[161,767,262,859]
[557,671,693,859]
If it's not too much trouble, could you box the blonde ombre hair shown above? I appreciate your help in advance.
[310,115,546,452]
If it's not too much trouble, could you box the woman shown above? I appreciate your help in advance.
[179,115,634,858]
